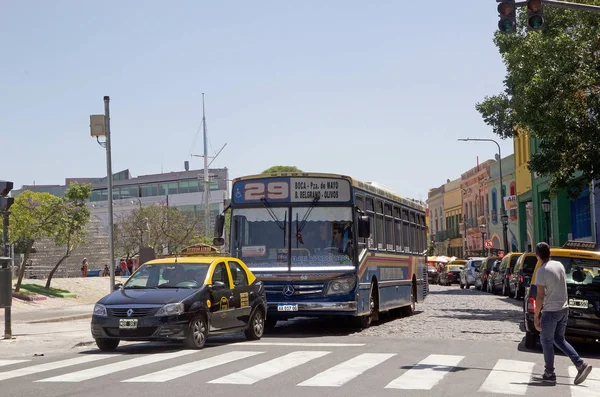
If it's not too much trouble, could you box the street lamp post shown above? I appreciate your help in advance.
[542,198,551,244]
[90,96,116,294]
[458,138,509,255]
[479,224,486,256]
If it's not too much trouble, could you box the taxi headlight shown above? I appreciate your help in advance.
[93,304,107,317]
[155,302,184,317]
[326,278,355,295]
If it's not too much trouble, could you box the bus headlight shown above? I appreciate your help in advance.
[326,278,356,295]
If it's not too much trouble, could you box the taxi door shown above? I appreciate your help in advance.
[227,260,253,328]
[208,261,236,331]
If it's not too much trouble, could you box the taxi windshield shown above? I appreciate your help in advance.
[553,256,600,286]
[447,266,463,272]
[124,263,210,289]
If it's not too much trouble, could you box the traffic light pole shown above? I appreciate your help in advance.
[3,211,11,339]
[512,0,600,14]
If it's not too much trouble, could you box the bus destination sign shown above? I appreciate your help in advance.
[232,177,351,204]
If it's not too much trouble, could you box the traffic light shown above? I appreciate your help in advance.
[0,180,13,212]
[526,0,544,31]
[497,0,517,34]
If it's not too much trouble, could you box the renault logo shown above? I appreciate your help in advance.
[283,285,295,297]
[127,309,134,317]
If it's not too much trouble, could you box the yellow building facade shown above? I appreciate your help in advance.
[514,129,534,251]
[444,178,463,258]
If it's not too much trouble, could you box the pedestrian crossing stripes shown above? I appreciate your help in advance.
[1,350,598,395]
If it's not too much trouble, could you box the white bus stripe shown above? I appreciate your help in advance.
[235,342,365,347]
[478,359,534,395]
[123,351,263,383]
[385,354,464,390]
[208,351,330,385]
[37,350,197,382]
[0,360,29,368]
[298,353,395,387]
[0,355,114,381]
[569,366,600,397]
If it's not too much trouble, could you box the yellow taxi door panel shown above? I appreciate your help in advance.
[228,260,253,328]
[208,262,235,331]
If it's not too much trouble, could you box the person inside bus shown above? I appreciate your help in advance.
[330,225,353,256]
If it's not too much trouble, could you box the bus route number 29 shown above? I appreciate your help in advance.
[244,181,289,201]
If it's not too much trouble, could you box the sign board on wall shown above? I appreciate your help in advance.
[232,177,352,204]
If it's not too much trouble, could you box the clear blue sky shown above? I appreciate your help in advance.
[1,0,513,201]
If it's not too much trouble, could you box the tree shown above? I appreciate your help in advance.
[9,191,63,292]
[45,183,92,288]
[262,165,303,174]
[475,4,600,198]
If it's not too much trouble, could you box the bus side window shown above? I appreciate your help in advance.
[366,197,376,250]
[356,195,367,251]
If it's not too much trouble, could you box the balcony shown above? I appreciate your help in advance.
[435,227,461,241]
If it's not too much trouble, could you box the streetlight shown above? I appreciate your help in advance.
[479,224,487,256]
[458,137,509,255]
[90,96,116,294]
[542,198,551,244]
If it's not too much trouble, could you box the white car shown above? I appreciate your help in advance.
[459,257,485,289]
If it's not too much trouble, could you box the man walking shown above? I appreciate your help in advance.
[533,242,592,384]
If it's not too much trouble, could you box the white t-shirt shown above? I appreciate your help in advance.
[534,260,569,312]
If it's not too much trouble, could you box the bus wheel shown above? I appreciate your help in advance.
[402,284,416,316]
[356,287,375,329]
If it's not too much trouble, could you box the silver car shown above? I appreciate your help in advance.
[459,257,485,289]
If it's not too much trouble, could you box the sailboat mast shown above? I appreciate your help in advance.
[202,93,210,236]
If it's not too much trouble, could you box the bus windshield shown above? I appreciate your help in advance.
[230,206,354,269]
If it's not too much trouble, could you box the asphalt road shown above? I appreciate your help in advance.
[2,285,599,397]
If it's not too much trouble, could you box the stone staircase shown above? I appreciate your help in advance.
[25,216,110,279]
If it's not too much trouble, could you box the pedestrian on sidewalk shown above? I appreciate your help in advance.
[533,242,592,385]
[80,258,88,277]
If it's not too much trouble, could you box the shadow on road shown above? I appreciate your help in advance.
[433,308,521,324]
[516,336,600,360]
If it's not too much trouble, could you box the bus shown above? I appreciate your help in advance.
[212,172,428,329]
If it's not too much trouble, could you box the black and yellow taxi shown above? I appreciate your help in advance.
[523,241,600,349]
[91,244,267,351]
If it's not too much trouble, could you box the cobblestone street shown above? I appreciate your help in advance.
[361,284,524,342]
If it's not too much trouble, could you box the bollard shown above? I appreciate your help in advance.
[0,257,12,339]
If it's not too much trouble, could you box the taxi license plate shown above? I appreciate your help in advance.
[277,304,298,312]
[119,319,138,329]
[568,298,588,309]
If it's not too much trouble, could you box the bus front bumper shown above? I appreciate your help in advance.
[267,301,357,316]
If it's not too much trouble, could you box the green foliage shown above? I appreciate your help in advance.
[114,204,203,257]
[262,165,303,174]
[426,240,435,256]
[476,2,600,198]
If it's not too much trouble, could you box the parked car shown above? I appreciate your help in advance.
[475,256,500,291]
[91,245,268,351]
[509,252,537,299]
[438,262,465,286]
[427,263,439,285]
[523,243,600,349]
[459,257,486,289]
[488,252,522,295]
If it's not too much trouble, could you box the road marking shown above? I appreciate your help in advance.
[0,355,114,381]
[123,351,263,382]
[385,354,464,390]
[478,359,534,395]
[37,350,197,382]
[208,350,330,385]
[298,353,396,387]
[569,366,600,397]
[0,360,29,368]
[235,342,365,347]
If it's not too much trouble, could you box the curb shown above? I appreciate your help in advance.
[27,313,91,324]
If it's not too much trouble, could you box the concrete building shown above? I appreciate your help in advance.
[487,153,519,253]
[460,160,494,256]
[443,178,463,258]
[426,184,445,255]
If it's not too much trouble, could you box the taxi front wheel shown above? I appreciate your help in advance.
[245,308,265,340]
[184,313,208,349]
[95,338,119,351]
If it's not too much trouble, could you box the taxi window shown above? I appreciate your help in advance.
[552,256,600,286]
[499,256,509,271]
[228,261,248,287]
[509,255,520,271]
[522,256,538,274]
[447,265,463,272]
[213,262,232,288]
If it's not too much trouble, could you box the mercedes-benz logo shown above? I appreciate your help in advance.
[127,309,134,317]
[283,285,295,297]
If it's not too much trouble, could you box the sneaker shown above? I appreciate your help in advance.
[574,363,592,385]
[542,371,556,382]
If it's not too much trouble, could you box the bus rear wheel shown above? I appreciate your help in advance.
[355,286,375,329]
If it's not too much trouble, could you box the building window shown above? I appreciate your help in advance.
[491,188,498,224]
[510,182,516,196]
[570,187,592,239]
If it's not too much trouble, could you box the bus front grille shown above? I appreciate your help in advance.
[264,284,325,296]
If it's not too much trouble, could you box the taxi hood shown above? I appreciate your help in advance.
[99,287,200,305]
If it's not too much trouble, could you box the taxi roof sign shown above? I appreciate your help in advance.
[179,244,221,256]
[561,240,597,251]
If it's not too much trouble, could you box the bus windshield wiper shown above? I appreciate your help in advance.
[260,197,287,246]
[296,196,320,247]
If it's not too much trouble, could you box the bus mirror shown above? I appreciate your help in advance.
[213,237,225,247]
[214,214,225,237]
[358,216,370,238]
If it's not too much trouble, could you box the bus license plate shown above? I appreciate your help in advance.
[568,299,588,309]
[277,304,298,312]
[119,319,138,329]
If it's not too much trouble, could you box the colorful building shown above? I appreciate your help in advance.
[426,184,446,255]
[487,153,519,253]
[514,130,534,252]
[443,178,463,258]
[460,160,494,256]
